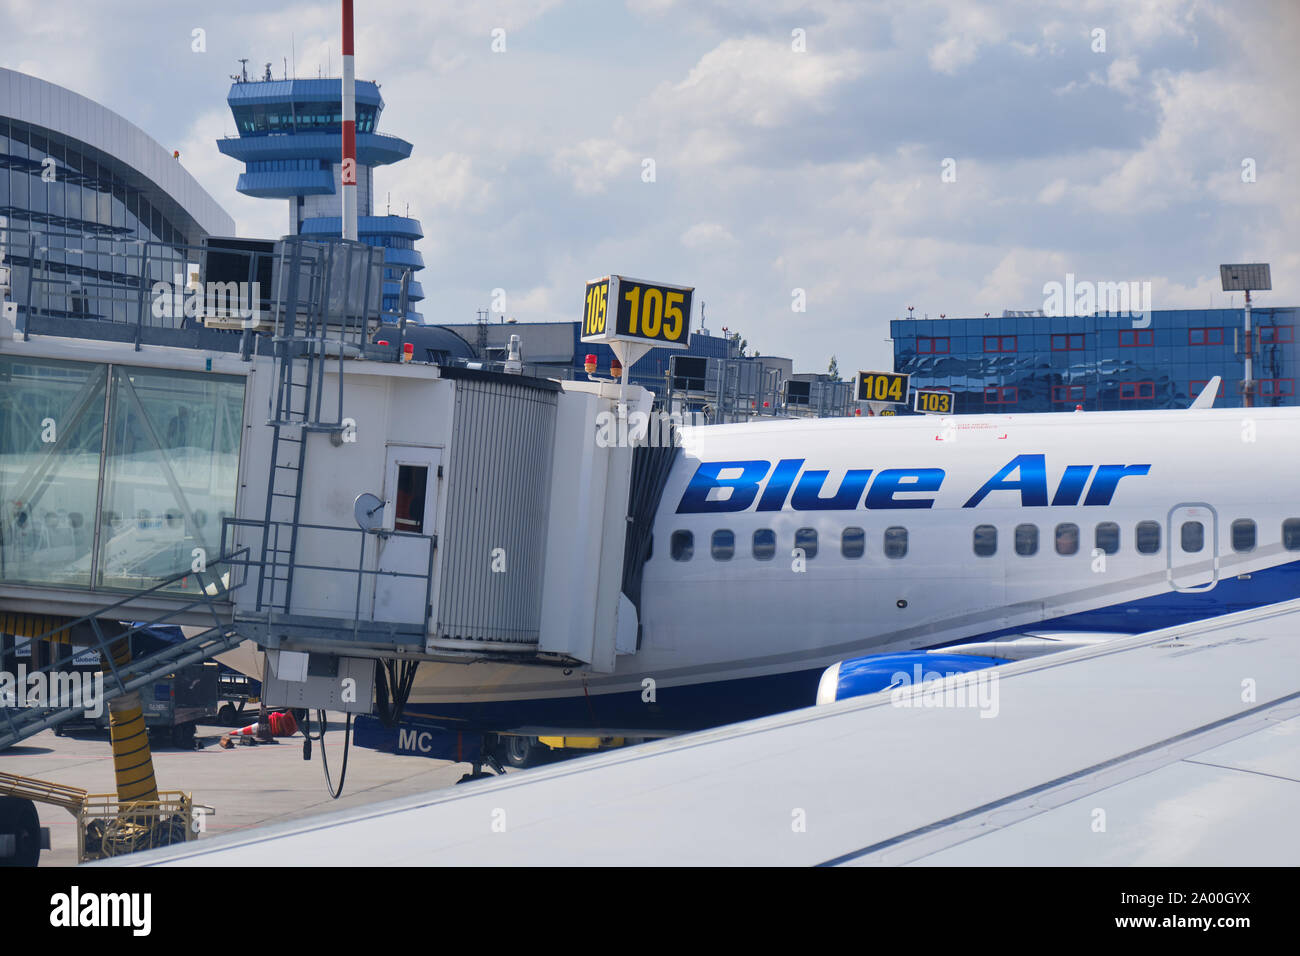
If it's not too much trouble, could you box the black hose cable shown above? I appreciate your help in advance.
[316,709,352,799]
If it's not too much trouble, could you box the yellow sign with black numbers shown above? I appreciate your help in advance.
[580,275,693,348]
[913,389,954,414]
[856,370,909,404]
[582,277,610,336]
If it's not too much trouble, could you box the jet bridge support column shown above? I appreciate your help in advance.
[100,631,160,804]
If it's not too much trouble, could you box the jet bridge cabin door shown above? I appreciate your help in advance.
[1167,502,1218,592]
[372,446,440,625]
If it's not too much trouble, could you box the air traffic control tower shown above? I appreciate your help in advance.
[217,65,424,323]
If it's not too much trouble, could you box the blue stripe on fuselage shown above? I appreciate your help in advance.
[395,558,1300,737]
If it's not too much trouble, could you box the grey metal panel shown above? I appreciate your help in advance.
[436,376,557,644]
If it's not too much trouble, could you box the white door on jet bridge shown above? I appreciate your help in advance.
[373,446,440,625]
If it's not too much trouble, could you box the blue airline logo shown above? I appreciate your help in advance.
[675,454,1151,513]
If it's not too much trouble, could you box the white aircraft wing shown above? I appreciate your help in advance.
[112,598,1300,866]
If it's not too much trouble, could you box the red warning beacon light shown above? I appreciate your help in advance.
[402,342,414,363]
[584,354,598,375]
[610,357,623,378]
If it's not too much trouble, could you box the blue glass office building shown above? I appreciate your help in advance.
[218,74,424,322]
[893,308,1299,413]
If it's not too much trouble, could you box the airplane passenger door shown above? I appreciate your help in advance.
[373,446,440,625]
[1167,503,1218,592]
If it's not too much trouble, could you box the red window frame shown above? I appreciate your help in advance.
[1258,378,1295,397]
[983,335,1018,353]
[1051,333,1085,351]
[1052,384,1087,402]
[916,336,950,354]
[1119,381,1155,400]
[1259,326,1294,344]
[1188,327,1223,346]
[1118,329,1154,347]
[1190,379,1226,399]
[984,385,1018,404]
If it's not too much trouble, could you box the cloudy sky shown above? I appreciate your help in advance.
[3,0,1297,372]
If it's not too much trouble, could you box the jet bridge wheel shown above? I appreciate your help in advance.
[0,797,41,867]
[501,735,545,769]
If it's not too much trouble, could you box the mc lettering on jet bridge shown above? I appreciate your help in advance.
[676,454,1152,513]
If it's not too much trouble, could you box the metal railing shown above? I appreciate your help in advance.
[221,517,435,642]
[0,548,247,750]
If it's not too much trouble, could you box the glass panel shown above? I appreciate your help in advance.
[711,529,734,561]
[1231,519,1255,553]
[1055,523,1079,555]
[670,530,692,561]
[973,524,997,556]
[1284,519,1300,551]
[752,528,775,560]
[794,527,817,559]
[1180,521,1204,553]
[98,366,244,593]
[1095,522,1119,555]
[1014,523,1038,556]
[841,526,865,559]
[883,526,907,559]
[0,356,108,587]
[1135,520,1161,554]
[395,465,427,533]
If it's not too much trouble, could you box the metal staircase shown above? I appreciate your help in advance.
[255,238,383,616]
[0,552,246,751]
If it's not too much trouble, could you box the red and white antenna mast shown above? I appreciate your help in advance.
[340,0,358,241]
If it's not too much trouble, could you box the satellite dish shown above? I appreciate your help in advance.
[354,493,385,531]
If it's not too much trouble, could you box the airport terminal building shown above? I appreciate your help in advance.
[0,68,234,326]
[893,307,1300,413]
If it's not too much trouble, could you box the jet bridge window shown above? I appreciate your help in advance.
[1014,523,1038,556]
[973,524,997,557]
[1135,521,1161,554]
[711,530,735,561]
[1284,519,1300,551]
[1181,521,1205,553]
[841,527,865,559]
[1094,522,1120,555]
[1231,519,1256,553]
[1055,523,1080,555]
[671,530,694,561]
[794,528,818,559]
[395,465,428,533]
[752,529,776,560]
[883,526,908,559]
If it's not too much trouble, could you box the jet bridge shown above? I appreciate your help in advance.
[1,230,669,749]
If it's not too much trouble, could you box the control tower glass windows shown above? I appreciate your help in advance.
[233,104,379,134]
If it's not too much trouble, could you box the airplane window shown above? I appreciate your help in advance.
[752,528,776,560]
[1014,523,1038,556]
[1055,523,1079,555]
[795,528,818,559]
[884,526,908,559]
[1181,521,1204,553]
[1231,519,1256,553]
[973,524,997,556]
[842,527,865,558]
[711,529,735,560]
[1095,522,1120,555]
[671,530,693,561]
[1283,519,1300,551]
[1135,521,1161,554]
